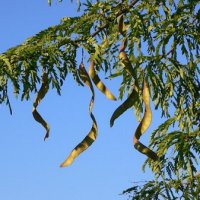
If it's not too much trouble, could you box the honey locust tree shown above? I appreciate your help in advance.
[0,0,200,199]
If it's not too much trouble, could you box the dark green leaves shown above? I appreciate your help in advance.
[1,0,200,197]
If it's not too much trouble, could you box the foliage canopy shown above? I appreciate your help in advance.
[0,0,199,199]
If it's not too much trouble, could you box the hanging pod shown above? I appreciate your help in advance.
[110,85,138,127]
[117,14,127,37]
[117,18,137,81]
[119,37,128,52]
[60,63,98,167]
[111,39,140,126]
[118,51,137,79]
[116,14,157,160]
[133,80,158,161]
[88,60,116,101]
[32,69,50,141]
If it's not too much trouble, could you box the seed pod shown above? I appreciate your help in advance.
[110,86,138,127]
[133,139,158,161]
[119,37,128,52]
[32,70,50,141]
[133,80,158,161]
[135,81,152,136]
[117,14,126,37]
[88,61,116,101]
[60,121,97,167]
[60,63,98,167]
[119,51,137,80]
[78,63,94,93]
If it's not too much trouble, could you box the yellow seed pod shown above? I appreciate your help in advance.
[118,51,137,79]
[110,87,138,127]
[133,79,158,161]
[60,121,97,167]
[134,139,158,161]
[141,80,152,134]
[78,63,94,92]
[60,63,98,167]
[88,61,116,101]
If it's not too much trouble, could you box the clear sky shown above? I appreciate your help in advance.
[0,1,161,200]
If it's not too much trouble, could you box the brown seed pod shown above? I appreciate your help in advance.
[60,63,98,167]
[119,37,128,52]
[32,70,50,141]
[117,14,126,37]
[88,60,116,101]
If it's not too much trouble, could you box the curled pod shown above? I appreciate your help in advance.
[133,80,158,161]
[135,81,152,136]
[133,139,158,161]
[78,63,94,93]
[60,63,98,167]
[88,61,116,101]
[60,121,97,167]
[32,70,50,141]
[110,86,138,127]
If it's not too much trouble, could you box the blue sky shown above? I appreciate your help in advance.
[0,1,162,200]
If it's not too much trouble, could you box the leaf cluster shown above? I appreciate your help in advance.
[0,0,199,198]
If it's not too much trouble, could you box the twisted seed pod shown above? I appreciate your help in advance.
[88,60,116,101]
[133,80,158,161]
[117,12,157,160]
[110,16,140,126]
[32,70,50,141]
[133,141,158,160]
[110,86,138,127]
[60,63,98,167]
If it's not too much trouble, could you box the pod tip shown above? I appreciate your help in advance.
[110,120,114,127]
[60,161,70,168]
